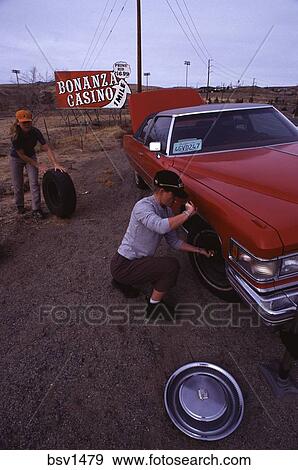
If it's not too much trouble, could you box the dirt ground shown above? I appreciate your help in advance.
[0,119,298,450]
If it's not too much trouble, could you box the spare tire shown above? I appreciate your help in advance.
[42,169,76,218]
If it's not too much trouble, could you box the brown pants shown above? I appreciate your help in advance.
[110,252,180,292]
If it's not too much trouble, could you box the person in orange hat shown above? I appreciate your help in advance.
[10,109,65,219]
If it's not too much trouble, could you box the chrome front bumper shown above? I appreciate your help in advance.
[227,265,298,325]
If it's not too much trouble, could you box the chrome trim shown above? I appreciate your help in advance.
[278,252,298,279]
[167,139,298,158]
[229,238,280,283]
[244,279,298,294]
[166,116,175,156]
[278,250,298,260]
[275,107,298,131]
[227,265,298,325]
[230,238,280,263]
[229,238,298,285]
[227,254,280,283]
[172,105,272,118]
[227,263,298,294]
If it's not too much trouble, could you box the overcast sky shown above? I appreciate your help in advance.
[0,0,297,88]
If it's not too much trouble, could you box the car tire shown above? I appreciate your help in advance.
[187,219,238,301]
[134,171,149,189]
[42,169,76,218]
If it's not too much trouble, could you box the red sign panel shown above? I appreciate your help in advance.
[55,68,131,109]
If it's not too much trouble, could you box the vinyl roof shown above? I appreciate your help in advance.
[158,102,272,117]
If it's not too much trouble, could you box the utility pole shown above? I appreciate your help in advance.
[144,72,150,90]
[206,59,212,101]
[251,77,256,102]
[221,83,225,102]
[184,60,190,87]
[12,69,20,86]
[137,0,142,93]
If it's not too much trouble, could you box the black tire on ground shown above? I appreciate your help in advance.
[42,169,76,218]
[187,218,239,302]
[134,171,149,189]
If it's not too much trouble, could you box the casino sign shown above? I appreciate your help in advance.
[55,62,131,109]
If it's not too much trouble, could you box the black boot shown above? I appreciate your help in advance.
[112,279,140,298]
[146,300,175,322]
[17,206,26,214]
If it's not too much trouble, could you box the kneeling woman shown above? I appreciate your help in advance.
[10,109,65,219]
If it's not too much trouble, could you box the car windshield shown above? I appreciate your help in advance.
[169,107,298,155]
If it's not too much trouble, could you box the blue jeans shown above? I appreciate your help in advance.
[10,156,41,210]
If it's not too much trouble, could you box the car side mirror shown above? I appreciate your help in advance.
[149,142,161,152]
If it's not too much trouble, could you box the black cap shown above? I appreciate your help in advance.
[154,170,188,199]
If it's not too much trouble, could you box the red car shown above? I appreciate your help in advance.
[123,88,298,325]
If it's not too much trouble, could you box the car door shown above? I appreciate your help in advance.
[137,116,174,187]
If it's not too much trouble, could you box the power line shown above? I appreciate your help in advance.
[174,0,209,61]
[90,0,130,69]
[178,4,277,89]
[214,63,241,79]
[164,0,207,67]
[25,25,55,73]
[213,59,284,88]
[234,25,275,86]
[182,0,211,58]
[215,61,242,77]
[85,0,119,69]
[81,0,111,69]
[215,61,274,86]
[180,24,276,177]
[212,65,242,85]
[214,62,255,84]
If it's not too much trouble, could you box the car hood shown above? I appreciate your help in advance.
[128,88,204,133]
[173,142,298,253]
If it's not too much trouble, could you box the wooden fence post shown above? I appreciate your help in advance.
[43,117,50,142]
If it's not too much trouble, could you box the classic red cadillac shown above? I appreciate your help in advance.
[123,88,298,325]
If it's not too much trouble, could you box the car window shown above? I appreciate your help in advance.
[146,117,172,153]
[138,117,154,143]
[249,112,294,138]
[170,108,298,155]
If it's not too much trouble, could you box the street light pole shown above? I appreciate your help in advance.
[12,69,20,86]
[184,60,190,87]
[144,72,150,90]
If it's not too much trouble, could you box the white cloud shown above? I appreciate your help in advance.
[0,0,297,86]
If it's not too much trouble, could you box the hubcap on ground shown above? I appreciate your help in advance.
[164,362,244,441]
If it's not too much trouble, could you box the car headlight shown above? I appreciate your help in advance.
[280,255,298,276]
[229,240,279,281]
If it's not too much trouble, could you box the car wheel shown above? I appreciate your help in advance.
[42,169,76,218]
[187,220,238,301]
[134,171,149,189]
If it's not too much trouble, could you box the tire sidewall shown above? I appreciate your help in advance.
[187,222,238,301]
[42,170,76,218]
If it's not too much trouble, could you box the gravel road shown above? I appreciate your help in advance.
[0,146,297,449]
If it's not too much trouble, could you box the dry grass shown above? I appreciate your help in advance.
[0,108,130,197]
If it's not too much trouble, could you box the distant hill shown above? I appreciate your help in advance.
[0,81,297,122]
